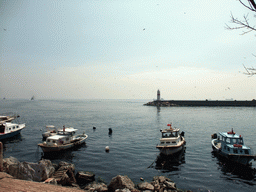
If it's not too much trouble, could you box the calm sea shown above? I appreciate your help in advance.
[0,99,256,192]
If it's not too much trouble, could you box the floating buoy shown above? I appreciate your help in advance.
[93,127,96,130]
[105,146,109,152]
[108,128,112,134]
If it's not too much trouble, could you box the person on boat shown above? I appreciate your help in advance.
[63,125,65,132]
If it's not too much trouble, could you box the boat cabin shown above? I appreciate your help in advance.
[0,123,20,134]
[44,127,78,146]
[161,129,180,138]
[159,128,183,146]
[218,131,251,155]
[45,135,71,146]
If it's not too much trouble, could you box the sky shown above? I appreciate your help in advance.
[1,0,256,100]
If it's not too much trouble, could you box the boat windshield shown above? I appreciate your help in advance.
[234,138,243,144]
[162,132,178,138]
[225,137,243,144]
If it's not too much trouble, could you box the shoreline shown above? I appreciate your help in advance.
[0,156,193,192]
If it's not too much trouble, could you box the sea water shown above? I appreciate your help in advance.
[0,99,256,192]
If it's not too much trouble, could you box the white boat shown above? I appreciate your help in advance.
[156,124,185,156]
[0,113,20,123]
[0,122,25,140]
[38,127,88,153]
[211,129,256,166]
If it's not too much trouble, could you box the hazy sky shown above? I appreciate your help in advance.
[1,0,256,100]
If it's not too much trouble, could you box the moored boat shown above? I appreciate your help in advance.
[211,129,256,166]
[0,113,20,123]
[0,122,25,140]
[156,124,185,156]
[38,127,88,153]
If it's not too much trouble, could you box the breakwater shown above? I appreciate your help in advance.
[144,99,256,107]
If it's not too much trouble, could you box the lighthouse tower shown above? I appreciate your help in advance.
[157,89,160,101]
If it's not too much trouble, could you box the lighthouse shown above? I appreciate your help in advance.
[157,89,160,101]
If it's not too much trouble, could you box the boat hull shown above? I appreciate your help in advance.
[38,135,87,153]
[156,140,185,156]
[211,139,255,166]
[0,124,25,140]
[0,129,22,140]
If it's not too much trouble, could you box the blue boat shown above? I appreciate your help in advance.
[0,122,25,140]
[211,129,256,166]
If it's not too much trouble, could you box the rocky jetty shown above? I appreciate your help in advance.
[2,156,192,192]
[144,100,256,107]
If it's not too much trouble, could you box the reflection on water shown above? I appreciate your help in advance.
[212,152,256,181]
[153,148,186,172]
[40,143,87,162]
[1,134,23,151]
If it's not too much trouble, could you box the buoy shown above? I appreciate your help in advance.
[93,127,96,130]
[105,146,109,152]
[108,128,112,134]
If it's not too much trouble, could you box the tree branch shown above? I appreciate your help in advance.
[226,13,256,35]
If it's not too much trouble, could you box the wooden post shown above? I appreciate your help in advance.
[0,142,3,171]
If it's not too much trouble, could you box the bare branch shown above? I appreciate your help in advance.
[239,0,256,11]
[249,0,256,10]
[226,12,256,34]
[243,64,256,76]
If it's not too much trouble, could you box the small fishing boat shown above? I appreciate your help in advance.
[211,129,256,166]
[0,122,25,140]
[38,127,88,153]
[0,113,20,123]
[156,124,185,156]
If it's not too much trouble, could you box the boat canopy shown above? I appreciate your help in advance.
[58,127,77,135]
[47,135,67,140]
[219,132,241,138]
[162,128,180,133]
